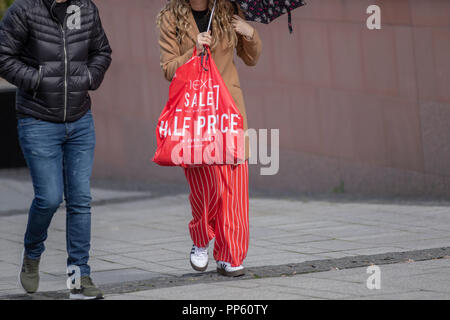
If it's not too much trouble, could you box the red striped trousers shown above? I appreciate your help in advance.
[184,161,249,267]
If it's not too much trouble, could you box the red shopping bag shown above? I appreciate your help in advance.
[153,47,245,167]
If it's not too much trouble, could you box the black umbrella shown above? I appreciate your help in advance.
[232,0,307,33]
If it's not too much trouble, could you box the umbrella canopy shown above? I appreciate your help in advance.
[232,0,307,33]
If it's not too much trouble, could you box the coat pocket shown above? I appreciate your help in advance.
[33,65,44,99]
[86,65,93,90]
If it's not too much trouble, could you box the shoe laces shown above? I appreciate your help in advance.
[193,245,208,257]
[218,261,242,271]
[218,261,230,269]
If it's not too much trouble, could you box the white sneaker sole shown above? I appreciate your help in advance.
[190,259,208,272]
[216,264,246,277]
[69,293,102,300]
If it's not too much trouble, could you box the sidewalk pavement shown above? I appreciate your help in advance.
[0,172,450,299]
[104,258,450,300]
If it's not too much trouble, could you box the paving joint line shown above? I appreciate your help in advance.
[0,195,156,217]
[2,246,449,300]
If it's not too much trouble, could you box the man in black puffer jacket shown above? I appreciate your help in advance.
[0,0,111,299]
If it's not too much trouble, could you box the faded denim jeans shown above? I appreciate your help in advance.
[18,110,95,276]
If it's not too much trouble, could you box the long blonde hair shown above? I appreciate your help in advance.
[157,0,238,49]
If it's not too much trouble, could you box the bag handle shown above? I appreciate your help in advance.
[189,1,216,71]
[201,47,213,71]
[198,0,216,71]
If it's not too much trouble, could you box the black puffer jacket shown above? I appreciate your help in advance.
[0,0,112,122]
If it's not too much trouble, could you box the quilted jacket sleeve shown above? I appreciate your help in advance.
[0,3,41,91]
[87,5,112,91]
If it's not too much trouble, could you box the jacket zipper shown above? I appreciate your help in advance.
[50,1,68,122]
[61,25,68,122]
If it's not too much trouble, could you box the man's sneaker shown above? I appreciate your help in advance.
[19,249,40,293]
[69,276,103,300]
[216,261,245,277]
[190,244,209,272]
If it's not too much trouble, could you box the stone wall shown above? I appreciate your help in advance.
[91,0,450,196]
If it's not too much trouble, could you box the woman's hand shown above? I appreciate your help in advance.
[196,31,212,53]
[232,15,254,39]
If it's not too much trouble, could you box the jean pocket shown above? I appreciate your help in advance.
[17,117,41,127]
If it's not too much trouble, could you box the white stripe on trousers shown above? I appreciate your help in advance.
[184,161,249,267]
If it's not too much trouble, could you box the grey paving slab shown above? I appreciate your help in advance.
[259,233,335,245]
[119,283,310,300]
[0,177,152,214]
[340,246,410,256]
[392,238,450,250]
[91,268,163,285]
[350,291,449,300]
[106,293,150,300]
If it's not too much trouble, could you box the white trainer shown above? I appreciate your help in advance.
[216,261,245,277]
[190,244,209,272]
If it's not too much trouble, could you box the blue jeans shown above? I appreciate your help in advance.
[18,110,95,276]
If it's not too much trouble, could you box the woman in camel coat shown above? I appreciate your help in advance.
[157,0,262,277]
